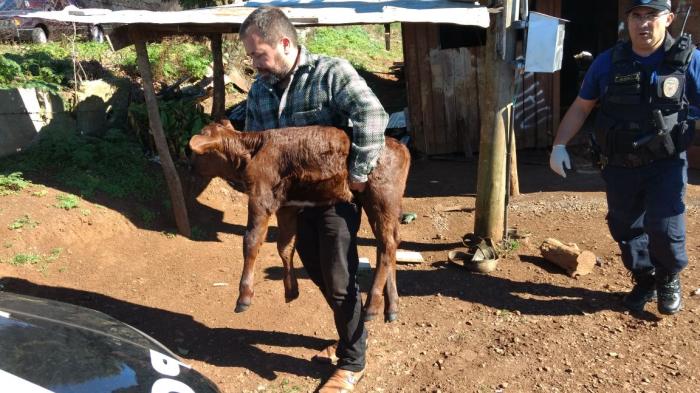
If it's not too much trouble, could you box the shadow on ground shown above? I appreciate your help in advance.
[263,253,660,321]
[0,277,333,381]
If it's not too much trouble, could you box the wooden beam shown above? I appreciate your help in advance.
[384,23,391,51]
[131,28,191,237]
[211,33,226,120]
[474,2,517,240]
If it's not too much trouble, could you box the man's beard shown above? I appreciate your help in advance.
[259,52,291,84]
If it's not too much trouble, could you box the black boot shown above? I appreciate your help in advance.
[656,272,682,315]
[623,271,657,312]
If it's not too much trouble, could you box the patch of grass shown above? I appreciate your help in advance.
[55,194,80,210]
[116,38,213,83]
[0,172,31,196]
[277,378,303,393]
[162,231,177,239]
[1,128,164,201]
[128,96,211,161]
[8,215,39,231]
[32,188,49,197]
[11,252,42,266]
[80,209,91,216]
[190,226,207,240]
[3,248,62,272]
[498,239,521,256]
[305,24,403,72]
[138,207,157,227]
[46,248,62,262]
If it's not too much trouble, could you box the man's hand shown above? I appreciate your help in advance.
[549,144,571,178]
[349,181,367,193]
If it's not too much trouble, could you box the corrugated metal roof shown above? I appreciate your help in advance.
[22,0,489,28]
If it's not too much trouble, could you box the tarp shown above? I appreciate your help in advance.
[22,0,489,28]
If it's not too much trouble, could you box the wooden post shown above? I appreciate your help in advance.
[384,23,391,51]
[132,30,191,237]
[474,2,517,240]
[211,33,226,120]
[509,132,520,196]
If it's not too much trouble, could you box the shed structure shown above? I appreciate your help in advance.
[25,0,492,236]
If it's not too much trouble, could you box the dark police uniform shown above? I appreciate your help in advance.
[579,33,700,313]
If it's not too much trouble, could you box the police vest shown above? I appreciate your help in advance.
[594,34,695,166]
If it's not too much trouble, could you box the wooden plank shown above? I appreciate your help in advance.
[429,48,455,154]
[401,23,426,153]
[445,49,461,152]
[415,23,437,154]
[472,47,486,153]
[427,24,448,154]
[454,47,473,158]
[211,33,226,120]
[130,27,191,237]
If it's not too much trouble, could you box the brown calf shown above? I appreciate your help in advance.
[189,120,410,322]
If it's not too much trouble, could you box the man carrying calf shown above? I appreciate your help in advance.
[239,6,388,391]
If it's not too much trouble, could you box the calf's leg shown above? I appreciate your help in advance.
[236,204,271,313]
[275,207,300,302]
[362,202,400,322]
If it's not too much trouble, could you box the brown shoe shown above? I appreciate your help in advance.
[318,368,365,393]
[312,342,339,364]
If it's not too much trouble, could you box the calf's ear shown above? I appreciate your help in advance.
[220,118,234,130]
[189,135,221,154]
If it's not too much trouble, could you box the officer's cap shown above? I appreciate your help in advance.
[626,0,672,13]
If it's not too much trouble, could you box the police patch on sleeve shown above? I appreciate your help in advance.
[662,77,680,98]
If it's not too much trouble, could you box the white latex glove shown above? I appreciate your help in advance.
[549,144,571,178]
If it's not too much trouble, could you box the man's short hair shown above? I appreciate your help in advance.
[240,6,298,47]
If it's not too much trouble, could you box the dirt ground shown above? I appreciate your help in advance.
[2,149,700,393]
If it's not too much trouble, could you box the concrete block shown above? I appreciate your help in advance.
[0,88,65,158]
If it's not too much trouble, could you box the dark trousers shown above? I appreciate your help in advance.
[602,155,688,275]
[295,201,366,372]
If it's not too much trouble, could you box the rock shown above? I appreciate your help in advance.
[691,288,700,296]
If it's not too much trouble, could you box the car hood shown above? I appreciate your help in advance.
[0,291,220,393]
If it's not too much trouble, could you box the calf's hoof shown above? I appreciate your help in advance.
[235,296,252,313]
[284,289,300,303]
[384,312,398,323]
[363,309,378,322]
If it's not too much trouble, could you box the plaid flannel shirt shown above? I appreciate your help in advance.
[245,46,388,182]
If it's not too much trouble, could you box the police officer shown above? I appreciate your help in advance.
[550,0,700,315]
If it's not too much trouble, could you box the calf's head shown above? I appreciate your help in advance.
[189,119,251,183]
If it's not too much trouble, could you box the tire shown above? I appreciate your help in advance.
[89,25,104,43]
[31,27,47,44]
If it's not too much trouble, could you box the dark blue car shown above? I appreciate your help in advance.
[0,291,221,393]
[0,0,102,43]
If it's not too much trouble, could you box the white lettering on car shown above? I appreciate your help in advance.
[151,378,196,393]
[149,349,198,393]
[150,349,191,377]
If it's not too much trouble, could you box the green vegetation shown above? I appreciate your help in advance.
[305,24,403,72]
[128,97,211,161]
[3,248,62,272]
[11,252,42,266]
[55,194,80,210]
[8,215,39,231]
[190,226,207,241]
[138,207,157,227]
[1,39,213,91]
[0,128,164,201]
[0,173,31,196]
[32,188,49,197]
